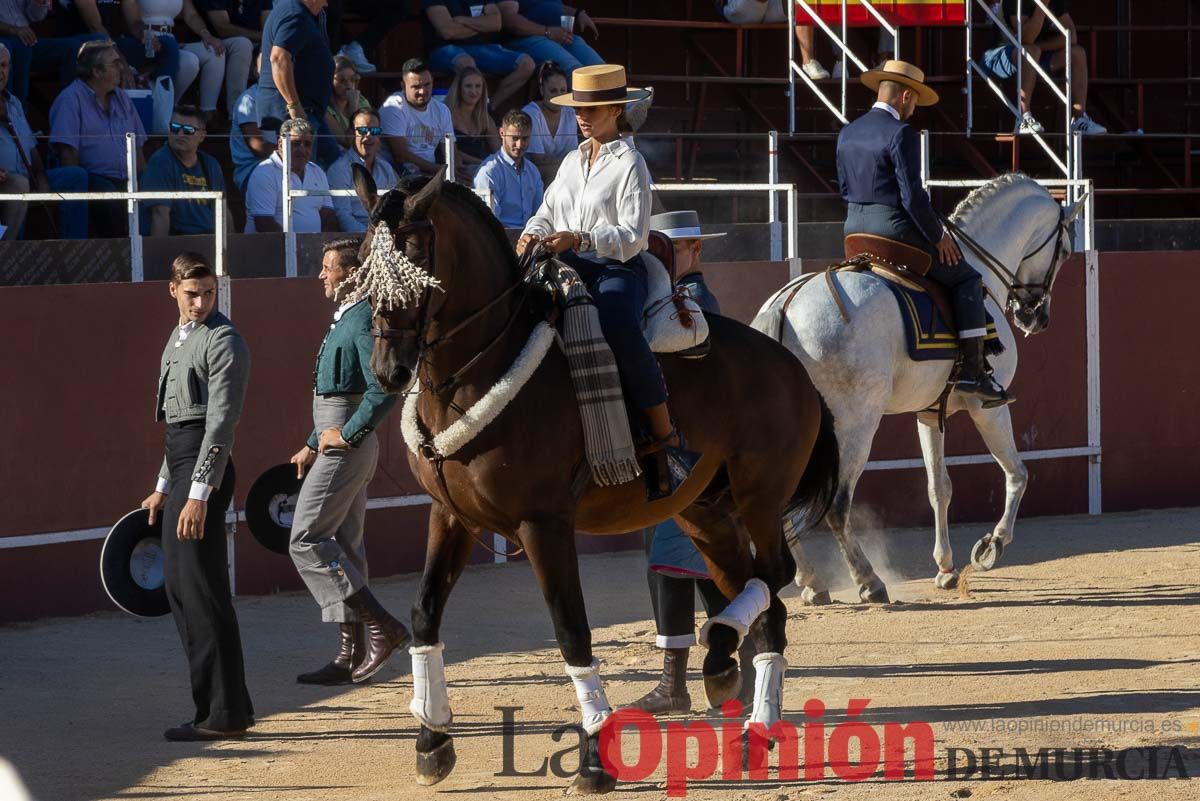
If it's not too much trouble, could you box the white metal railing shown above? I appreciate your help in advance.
[788,0,900,130]
[966,0,1074,178]
[0,134,228,284]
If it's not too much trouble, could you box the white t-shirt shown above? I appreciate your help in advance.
[140,0,182,27]
[244,151,333,233]
[522,101,578,158]
[230,88,276,191]
[379,93,455,166]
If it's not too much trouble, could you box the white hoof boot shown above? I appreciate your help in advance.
[745,652,787,730]
[410,642,452,732]
[565,659,613,736]
[699,578,770,648]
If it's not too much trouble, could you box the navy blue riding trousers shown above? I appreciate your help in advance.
[559,251,669,410]
[846,202,987,335]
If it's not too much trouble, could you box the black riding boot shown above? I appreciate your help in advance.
[954,337,1014,408]
[626,647,691,714]
[297,623,366,685]
[344,587,412,683]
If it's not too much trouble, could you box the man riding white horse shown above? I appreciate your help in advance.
[838,60,1012,408]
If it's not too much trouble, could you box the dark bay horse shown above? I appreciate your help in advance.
[348,166,838,793]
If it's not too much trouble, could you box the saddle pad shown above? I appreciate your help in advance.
[880,280,1003,362]
[641,252,710,354]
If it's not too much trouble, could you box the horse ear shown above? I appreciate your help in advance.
[352,162,378,216]
[404,167,446,221]
[1064,191,1090,225]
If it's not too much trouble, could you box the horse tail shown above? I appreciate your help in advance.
[784,394,839,534]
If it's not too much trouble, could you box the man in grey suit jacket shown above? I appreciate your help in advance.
[141,253,254,742]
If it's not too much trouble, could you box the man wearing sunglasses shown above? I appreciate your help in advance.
[142,106,232,237]
[326,108,397,232]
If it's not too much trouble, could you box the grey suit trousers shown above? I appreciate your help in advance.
[289,394,378,622]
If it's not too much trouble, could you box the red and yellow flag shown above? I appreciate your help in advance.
[795,0,965,27]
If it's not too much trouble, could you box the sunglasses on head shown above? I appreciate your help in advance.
[354,125,383,136]
[169,122,201,135]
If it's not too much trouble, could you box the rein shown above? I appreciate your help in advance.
[939,206,1067,314]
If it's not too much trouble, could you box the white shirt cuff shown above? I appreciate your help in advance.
[155,477,171,494]
[188,482,214,502]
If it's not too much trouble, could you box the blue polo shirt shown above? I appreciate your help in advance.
[140,144,227,235]
[257,0,334,126]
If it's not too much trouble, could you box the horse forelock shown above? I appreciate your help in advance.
[949,172,1049,226]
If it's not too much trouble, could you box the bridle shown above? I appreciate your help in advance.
[367,216,532,400]
[940,205,1070,317]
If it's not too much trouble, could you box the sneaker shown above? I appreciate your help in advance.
[1070,113,1107,135]
[802,59,830,80]
[338,41,376,74]
[1015,112,1044,134]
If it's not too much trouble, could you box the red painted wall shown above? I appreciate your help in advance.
[2,253,1196,622]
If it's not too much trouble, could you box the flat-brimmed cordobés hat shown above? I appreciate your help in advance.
[861,59,940,107]
[550,64,652,108]
[650,210,727,241]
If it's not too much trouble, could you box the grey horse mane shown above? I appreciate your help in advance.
[949,172,1040,225]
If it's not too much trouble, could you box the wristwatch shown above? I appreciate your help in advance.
[576,231,592,252]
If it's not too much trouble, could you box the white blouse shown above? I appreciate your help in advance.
[523,137,652,264]
[140,0,183,27]
[522,101,578,158]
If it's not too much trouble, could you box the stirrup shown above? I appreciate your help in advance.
[642,427,701,502]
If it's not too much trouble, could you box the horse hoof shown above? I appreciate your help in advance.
[414,737,456,786]
[568,769,617,795]
[799,587,832,606]
[859,584,890,604]
[934,571,959,590]
[971,537,1004,571]
[703,663,742,709]
[741,729,777,771]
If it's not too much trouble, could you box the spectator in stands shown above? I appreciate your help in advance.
[132,0,253,118]
[473,107,542,229]
[446,66,499,174]
[326,108,397,232]
[983,0,1105,135]
[498,1,602,76]
[230,51,274,191]
[0,0,105,102]
[379,58,468,181]
[324,54,371,150]
[325,0,409,75]
[0,43,89,239]
[141,105,230,236]
[63,0,189,90]
[48,38,146,237]
[258,0,338,167]
[522,60,574,184]
[244,116,338,232]
[197,0,270,46]
[422,1,534,110]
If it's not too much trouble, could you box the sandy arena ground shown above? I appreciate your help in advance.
[2,508,1199,800]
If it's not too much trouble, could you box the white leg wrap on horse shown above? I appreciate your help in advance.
[565,659,612,736]
[745,652,788,729]
[697,578,770,648]
[409,642,453,732]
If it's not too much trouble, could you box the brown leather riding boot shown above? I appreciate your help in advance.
[297,622,365,685]
[626,648,691,714]
[345,587,412,683]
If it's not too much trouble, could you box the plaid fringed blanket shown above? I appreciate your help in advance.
[555,261,642,487]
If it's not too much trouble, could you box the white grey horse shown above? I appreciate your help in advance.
[753,174,1085,603]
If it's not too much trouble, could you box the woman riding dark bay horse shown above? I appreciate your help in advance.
[345,162,838,794]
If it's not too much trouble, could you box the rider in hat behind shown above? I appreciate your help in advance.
[837,60,1012,407]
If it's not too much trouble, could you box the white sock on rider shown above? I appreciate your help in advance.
[410,642,453,732]
[697,578,770,648]
[565,659,613,736]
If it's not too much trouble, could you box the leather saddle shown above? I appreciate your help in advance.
[841,234,958,332]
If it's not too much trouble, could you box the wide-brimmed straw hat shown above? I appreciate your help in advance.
[550,64,652,107]
[650,210,726,241]
[861,59,939,107]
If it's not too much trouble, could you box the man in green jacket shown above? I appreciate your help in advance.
[289,238,409,685]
